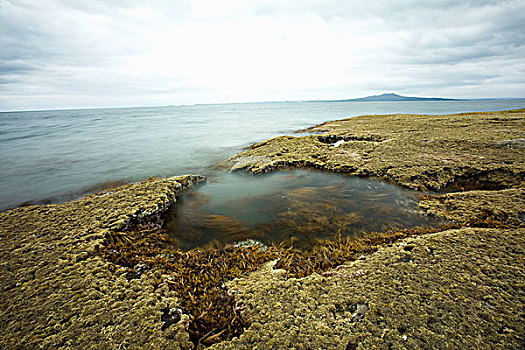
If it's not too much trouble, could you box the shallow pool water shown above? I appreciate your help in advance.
[165,169,443,250]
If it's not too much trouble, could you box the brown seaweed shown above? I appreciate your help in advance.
[99,208,510,348]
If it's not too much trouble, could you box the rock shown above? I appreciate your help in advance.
[225,109,525,191]
[0,176,202,350]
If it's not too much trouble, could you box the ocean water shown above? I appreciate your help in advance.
[1,99,524,211]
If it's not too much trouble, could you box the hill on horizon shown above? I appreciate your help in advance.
[312,93,458,102]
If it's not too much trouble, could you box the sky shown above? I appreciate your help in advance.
[0,0,524,111]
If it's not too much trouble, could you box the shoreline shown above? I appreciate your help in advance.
[224,109,524,191]
[1,109,524,349]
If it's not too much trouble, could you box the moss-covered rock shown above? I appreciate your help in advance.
[212,227,525,350]
[209,109,525,349]
[224,109,525,191]
[0,175,203,350]
[419,188,525,228]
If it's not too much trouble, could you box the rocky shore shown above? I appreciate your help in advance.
[214,108,524,349]
[0,175,204,349]
[1,109,524,349]
[225,109,524,191]
[214,226,524,350]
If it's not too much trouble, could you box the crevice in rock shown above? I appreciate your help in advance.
[441,169,523,192]
[317,134,385,144]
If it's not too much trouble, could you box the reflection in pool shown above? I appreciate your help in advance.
[165,169,443,250]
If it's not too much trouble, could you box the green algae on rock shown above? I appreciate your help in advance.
[419,188,525,228]
[223,109,525,191]
[0,175,203,350]
[212,227,525,350]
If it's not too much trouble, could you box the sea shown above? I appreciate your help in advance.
[1,99,524,213]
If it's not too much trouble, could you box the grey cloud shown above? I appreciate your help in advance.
[0,0,149,84]
[0,0,523,111]
[254,0,516,22]
[0,76,21,85]
[254,0,525,67]
[49,0,192,20]
[0,60,39,75]
[0,19,50,61]
[390,2,525,67]
[365,60,523,99]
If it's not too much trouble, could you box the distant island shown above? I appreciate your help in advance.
[310,93,458,102]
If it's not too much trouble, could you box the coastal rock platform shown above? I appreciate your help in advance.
[213,226,524,350]
[0,175,204,349]
[214,109,524,349]
[1,109,524,349]
[225,109,525,191]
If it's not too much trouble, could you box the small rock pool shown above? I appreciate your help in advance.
[165,169,443,250]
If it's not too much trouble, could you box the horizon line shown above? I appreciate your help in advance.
[1,95,524,113]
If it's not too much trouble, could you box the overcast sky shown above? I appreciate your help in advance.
[1,0,524,111]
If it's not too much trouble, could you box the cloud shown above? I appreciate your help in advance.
[0,0,524,111]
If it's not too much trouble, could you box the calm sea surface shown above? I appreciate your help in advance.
[1,99,524,211]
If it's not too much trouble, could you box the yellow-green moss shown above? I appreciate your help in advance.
[223,109,525,191]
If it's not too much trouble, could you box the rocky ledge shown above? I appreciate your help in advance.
[224,109,525,191]
[0,175,204,349]
[213,226,524,350]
